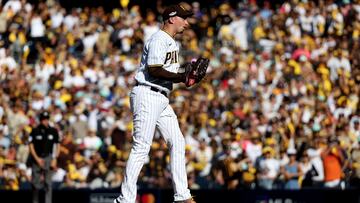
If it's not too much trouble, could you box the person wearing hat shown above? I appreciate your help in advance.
[281,148,303,189]
[114,3,195,203]
[257,146,280,190]
[29,111,60,203]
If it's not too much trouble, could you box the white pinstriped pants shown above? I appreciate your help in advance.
[115,85,191,203]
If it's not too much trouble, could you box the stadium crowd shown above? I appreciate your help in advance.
[0,0,359,192]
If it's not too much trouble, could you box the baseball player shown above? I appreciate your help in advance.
[114,4,197,203]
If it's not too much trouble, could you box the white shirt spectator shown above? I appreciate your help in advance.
[246,142,262,164]
[185,133,200,153]
[51,10,64,29]
[259,39,276,54]
[79,164,90,180]
[118,27,134,52]
[0,54,17,71]
[24,2,32,13]
[302,106,313,123]
[340,55,351,73]
[31,99,45,111]
[98,74,115,88]
[0,132,11,149]
[195,143,213,176]
[35,63,55,82]
[122,58,137,72]
[0,106,3,120]
[311,47,327,60]
[313,13,325,37]
[328,10,344,35]
[88,109,99,132]
[83,133,102,158]
[229,141,242,159]
[257,63,266,85]
[307,148,324,182]
[52,167,67,182]
[333,107,352,120]
[42,95,52,110]
[83,68,98,83]
[229,17,248,50]
[30,15,45,38]
[259,157,280,179]
[72,74,86,88]
[83,33,99,53]
[31,78,49,96]
[327,55,341,81]
[300,13,313,33]
[295,4,306,16]
[3,0,22,14]
[62,73,73,88]
[300,160,312,178]
[286,18,302,40]
[116,75,126,88]
[63,14,79,31]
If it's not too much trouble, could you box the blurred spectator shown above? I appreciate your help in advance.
[281,148,302,189]
[303,140,325,188]
[257,147,280,190]
[57,132,76,169]
[82,129,102,158]
[322,138,345,189]
[0,126,10,150]
[350,147,360,188]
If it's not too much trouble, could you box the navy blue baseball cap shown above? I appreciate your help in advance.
[162,4,193,20]
[39,111,50,120]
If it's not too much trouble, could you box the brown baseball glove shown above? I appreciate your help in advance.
[183,57,210,87]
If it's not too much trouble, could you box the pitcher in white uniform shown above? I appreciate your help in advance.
[114,4,196,203]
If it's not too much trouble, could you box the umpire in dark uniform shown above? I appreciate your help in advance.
[29,111,60,203]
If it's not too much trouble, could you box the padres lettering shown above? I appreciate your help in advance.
[164,51,178,64]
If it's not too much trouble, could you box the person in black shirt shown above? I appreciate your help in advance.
[29,111,60,203]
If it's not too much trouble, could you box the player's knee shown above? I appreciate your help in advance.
[132,141,151,155]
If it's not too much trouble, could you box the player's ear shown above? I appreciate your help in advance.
[167,17,175,24]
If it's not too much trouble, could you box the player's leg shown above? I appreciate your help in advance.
[44,156,53,203]
[115,86,167,203]
[31,161,42,203]
[156,104,192,202]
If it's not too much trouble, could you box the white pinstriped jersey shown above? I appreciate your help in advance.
[134,30,180,92]
[115,25,192,203]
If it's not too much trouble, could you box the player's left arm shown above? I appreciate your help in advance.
[147,38,185,83]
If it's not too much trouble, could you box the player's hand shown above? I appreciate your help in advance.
[51,159,57,170]
[36,158,45,169]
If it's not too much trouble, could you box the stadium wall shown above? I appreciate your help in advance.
[1,188,359,203]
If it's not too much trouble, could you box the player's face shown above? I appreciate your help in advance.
[174,16,190,33]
